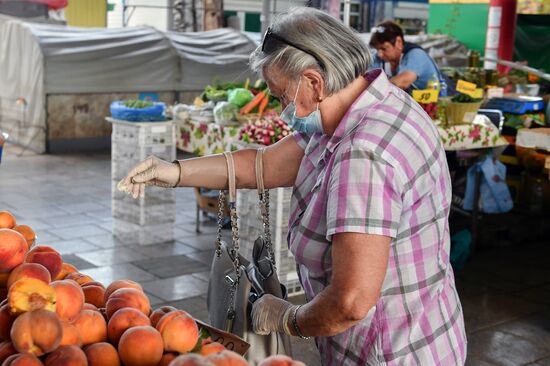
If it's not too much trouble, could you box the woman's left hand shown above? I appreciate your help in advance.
[251,294,296,335]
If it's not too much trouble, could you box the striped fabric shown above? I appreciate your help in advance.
[288,69,466,365]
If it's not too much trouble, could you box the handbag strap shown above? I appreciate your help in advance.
[255,149,276,267]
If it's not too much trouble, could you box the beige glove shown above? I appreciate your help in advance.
[118,156,180,198]
[251,294,297,335]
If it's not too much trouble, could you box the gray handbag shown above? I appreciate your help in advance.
[206,149,292,364]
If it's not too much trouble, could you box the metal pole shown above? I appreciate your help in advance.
[261,0,271,34]
[167,0,174,31]
[343,0,351,27]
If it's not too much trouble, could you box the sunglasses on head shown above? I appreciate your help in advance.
[371,26,386,34]
[261,27,325,71]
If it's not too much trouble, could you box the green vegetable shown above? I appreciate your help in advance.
[122,100,154,109]
[204,86,228,102]
[451,93,482,103]
[227,88,254,108]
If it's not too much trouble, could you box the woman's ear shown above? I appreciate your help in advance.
[301,69,325,102]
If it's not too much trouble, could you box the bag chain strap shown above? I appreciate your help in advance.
[215,191,225,258]
[259,189,276,268]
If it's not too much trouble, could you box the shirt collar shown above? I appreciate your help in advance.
[326,69,391,153]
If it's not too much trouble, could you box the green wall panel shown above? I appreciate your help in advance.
[244,12,261,32]
[428,3,489,54]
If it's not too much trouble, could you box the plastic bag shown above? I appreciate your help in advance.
[213,102,238,125]
[110,101,166,122]
[227,88,254,108]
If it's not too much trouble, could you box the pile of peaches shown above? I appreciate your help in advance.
[0,211,305,366]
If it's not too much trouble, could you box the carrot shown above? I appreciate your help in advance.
[239,90,266,114]
[258,92,270,116]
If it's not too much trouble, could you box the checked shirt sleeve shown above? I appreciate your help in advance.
[326,146,404,240]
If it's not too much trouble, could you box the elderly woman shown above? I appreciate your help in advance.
[121,7,466,365]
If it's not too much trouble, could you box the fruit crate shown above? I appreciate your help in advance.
[112,181,175,206]
[113,219,175,246]
[236,187,302,295]
[108,117,175,146]
[111,144,176,181]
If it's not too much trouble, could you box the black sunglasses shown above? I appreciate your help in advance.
[261,28,325,71]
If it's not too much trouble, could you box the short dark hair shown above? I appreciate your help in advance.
[369,21,404,48]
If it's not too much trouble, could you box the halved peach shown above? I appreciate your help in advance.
[8,278,56,315]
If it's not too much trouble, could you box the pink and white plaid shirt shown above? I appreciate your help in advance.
[288,69,466,365]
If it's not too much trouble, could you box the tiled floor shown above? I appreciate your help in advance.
[1,145,550,365]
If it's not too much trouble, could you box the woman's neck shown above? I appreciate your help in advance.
[320,76,370,136]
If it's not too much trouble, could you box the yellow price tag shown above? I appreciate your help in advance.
[471,88,484,99]
[412,89,439,104]
[456,80,478,96]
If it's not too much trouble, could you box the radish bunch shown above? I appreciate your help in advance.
[239,116,291,146]
[420,102,438,120]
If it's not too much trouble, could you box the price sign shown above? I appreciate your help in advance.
[456,80,478,96]
[412,89,439,104]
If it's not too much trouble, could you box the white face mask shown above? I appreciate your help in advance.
[279,79,323,135]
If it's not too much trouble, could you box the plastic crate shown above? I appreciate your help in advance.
[111,144,176,181]
[112,198,176,226]
[113,219,174,246]
[484,96,545,114]
[112,181,175,206]
[111,119,175,146]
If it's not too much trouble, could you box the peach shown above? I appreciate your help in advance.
[7,263,51,289]
[50,280,84,322]
[156,310,199,354]
[2,353,43,366]
[199,342,225,356]
[8,278,56,315]
[157,353,178,366]
[0,230,27,272]
[104,280,143,303]
[25,246,62,280]
[0,212,16,230]
[105,288,150,319]
[0,305,15,341]
[257,356,306,366]
[81,283,105,308]
[82,303,98,311]
[44,345,87,366]
[117,326,163,366]
[59,322,82,347]
[84,342,120,366]
[205,351,248,366]
[53,264,78,281]
[12,226,35,250]
[63,273,93,286]
[10,309,62,356]
[0,341,16,363]
[0,273,10,288]
[168,354,214,366]
[107,308,150,346]
[149,306,176,328]
[72,309,107,345]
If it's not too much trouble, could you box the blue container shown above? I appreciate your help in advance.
[484,96,545,115]
[0,145,3,164]
[110,101,166,122]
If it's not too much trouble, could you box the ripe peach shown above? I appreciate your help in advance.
[0,305,15,341]
[10,309,62,356]
[0,341,16,363]
[157,353,178,366]
[25,246,62,280]
[156,310,199,354]
[0,273,9,288]
[50,280,84,322]
[8,278,56,315]
[63,273,93,286]
[0,212,16,230]
[105,288,150,319]
[104,280,143,303]
[12,226,35,250]
[7,263,51,289]
[0,230,27,272]
[107,308,150,346]
[81,282,105,308]
[44,345,87,366]
[206,351,248,366]
[2,353,43,366]
[54,264,78,281]
[149,306,176,328]
[84,342,120,366]
[168,354,214,366]
[72,309,107,345]
[199,342,226,356]
[82,303,98,311]
[257,355,306,366]
[117,326,163,366]
[59,322,82,347]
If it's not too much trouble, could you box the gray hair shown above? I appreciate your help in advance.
[249,7,371,95]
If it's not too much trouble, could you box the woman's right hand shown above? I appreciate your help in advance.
[118,156,180,198]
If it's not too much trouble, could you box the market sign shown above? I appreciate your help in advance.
[456,80,484,99]
[412,89,439,104]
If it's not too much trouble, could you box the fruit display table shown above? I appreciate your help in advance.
[175,119,241,156]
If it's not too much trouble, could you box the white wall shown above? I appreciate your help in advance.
[108,0,170,31]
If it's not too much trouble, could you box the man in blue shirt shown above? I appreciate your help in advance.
[369,21,440,92]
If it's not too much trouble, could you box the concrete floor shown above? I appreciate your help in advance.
[1,145,550,365]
